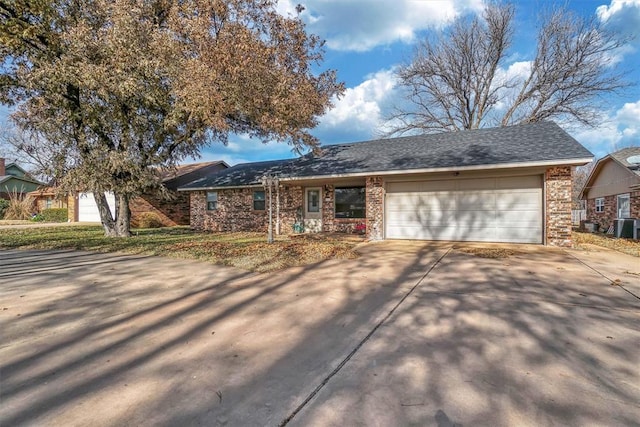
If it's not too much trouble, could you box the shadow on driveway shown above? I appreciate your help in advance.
[1,243,639,426]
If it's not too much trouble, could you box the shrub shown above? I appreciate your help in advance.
[39,208,68,222]
[136,212,164,228]
[0,198,9,219]
[3,191,35,220]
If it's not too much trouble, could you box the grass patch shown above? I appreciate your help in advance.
[0,226,360,272]
[0,220,32,226]
[573,231,640,258]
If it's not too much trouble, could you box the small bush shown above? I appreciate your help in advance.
[39,208,68,222]
[136,212,164,228]
[0,199,9,219]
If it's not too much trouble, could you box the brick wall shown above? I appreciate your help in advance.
[632,190,640,219]
[33,195,69,211]
[585,195,616,232]
[366,176,384,240]
[68,195,77,221]
[320,184,364,233]
[130,190,190,227]
[190,186,303,233]
[586,190,640,232]
[545,166,573,246]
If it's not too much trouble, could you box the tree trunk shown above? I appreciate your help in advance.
[94,191,131,237]
[114,192,131,237]
[94,192,117,237]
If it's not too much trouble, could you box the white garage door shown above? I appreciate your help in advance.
[385,175,543,243]
[78,192,115,222]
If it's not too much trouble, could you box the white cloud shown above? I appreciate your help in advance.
[277,0,484,52]
[314,68,398,142]
[196,133,297,166]
[571,99,640,158]
[597,0,640,40]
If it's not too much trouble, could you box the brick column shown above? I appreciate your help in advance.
[545,166,572,247]
[366,176,384,240]
[190,191,206,231]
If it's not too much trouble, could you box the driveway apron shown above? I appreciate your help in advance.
[291,245,640,427]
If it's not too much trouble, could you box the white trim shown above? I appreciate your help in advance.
[595,197,605,213]
[617,193,631,218]
[179,158,593,191]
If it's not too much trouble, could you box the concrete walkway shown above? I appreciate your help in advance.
[1,242,638,426]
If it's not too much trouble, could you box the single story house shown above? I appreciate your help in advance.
[29,161,228,225]
[29,186,70,211]
[179,122,593,246]
[580,147,640,231]
[0,158,44,199]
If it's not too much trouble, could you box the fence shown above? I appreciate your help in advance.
[571,209,586,225]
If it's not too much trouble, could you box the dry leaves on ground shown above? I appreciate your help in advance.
[573,231,640,257]
[455,246,522,259]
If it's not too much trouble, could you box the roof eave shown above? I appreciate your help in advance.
[277,157,594,183]
[178,183,264,192]
[179,157,592,191]
[579,154,640,199]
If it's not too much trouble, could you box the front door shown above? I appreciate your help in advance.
[304,187,322,232]
[617,193,630,218]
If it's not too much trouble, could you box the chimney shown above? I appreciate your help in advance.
[0,158,5,176]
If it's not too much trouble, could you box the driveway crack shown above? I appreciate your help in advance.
[564,250,640,301]
[278,246,453,426]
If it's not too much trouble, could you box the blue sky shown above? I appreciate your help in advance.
[2,0,639,166]
[200,0,640,166]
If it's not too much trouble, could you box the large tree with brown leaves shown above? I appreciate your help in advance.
[0,0,343,236]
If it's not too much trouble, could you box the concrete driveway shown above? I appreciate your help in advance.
[1,242,638,426]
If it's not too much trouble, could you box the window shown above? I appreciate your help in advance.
[617,193,630,218]
[335,187,365,218]
[595,197,604,213]
[206,191,218,210]
[307,189,320,213]
[253,190,265,211]
[45,198,53,209]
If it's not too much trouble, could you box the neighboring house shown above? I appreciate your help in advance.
[179,121,593,247]
[580,147,640,231]
[0,158,44,199]
[30,161,228,225]
[29,186,70,211]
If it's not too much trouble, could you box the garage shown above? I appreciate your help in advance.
[78,192,115,222]
[385,175,543,243]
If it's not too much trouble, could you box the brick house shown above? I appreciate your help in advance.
[580,147,640,232]
[180,122,593,246]
[29,161,228,225]
[0,158,44,199]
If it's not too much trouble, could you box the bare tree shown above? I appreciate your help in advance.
[0,126,62,182]
[387,3,630,135]
[572,162,595,209]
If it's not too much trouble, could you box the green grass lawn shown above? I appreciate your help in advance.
[0,226,361,272]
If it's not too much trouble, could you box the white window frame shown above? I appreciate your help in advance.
[595,197,604,213]
[206,191,218,210]
[617,193,630,218]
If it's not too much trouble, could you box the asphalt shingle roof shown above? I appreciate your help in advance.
[181,121,593,190]
[610,147,640,177]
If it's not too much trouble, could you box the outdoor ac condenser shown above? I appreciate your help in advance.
[613,218,639,239]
